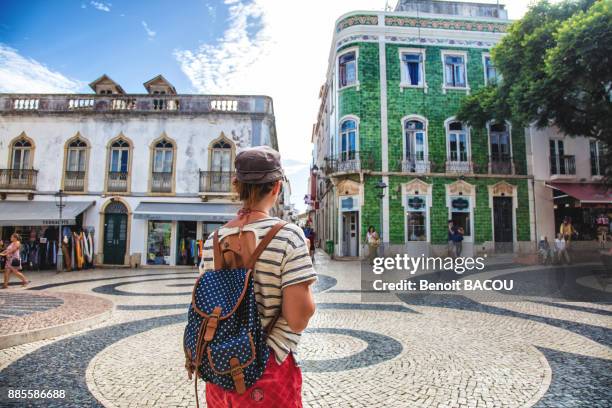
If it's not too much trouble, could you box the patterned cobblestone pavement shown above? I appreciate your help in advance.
[0,291,112,339]
[0,253,609,407]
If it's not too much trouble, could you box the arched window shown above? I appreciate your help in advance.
[210,139,232,173]
[66,139,87,172]
[153,139,174,173]
[107,138,131,192]
[404,119,426,161]
[339,119,357,161]
[489,122,510,160]
[446,121,469,162]
[205,138,233,193]
[64,137,88,192]
[402,118,428,173]
[151,138,174,193]
[11,138,33,171]
[489,122,512,174]
[110,139,130,173]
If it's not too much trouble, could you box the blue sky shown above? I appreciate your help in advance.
[0,0,538,211]
[0,0,230,93]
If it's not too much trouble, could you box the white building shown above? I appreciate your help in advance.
[527,126,610,246]
[0,74,278,268]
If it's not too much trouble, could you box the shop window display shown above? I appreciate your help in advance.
[147,221,171,265]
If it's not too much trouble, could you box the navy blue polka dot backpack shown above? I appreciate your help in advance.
[183,221,286,407]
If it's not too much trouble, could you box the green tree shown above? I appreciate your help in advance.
[457,0,612,175]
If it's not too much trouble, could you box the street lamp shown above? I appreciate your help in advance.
[54,189,65,273]
[375,181,387,255]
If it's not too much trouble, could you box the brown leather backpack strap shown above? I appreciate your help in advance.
[245,221,287,270]
[213,229,224,270]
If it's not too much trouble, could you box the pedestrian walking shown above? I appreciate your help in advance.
[559,217,577,250]
[1,233,29,288]
[366,226,380,264]
[538,236,553,264]
[554,233,571,264]
[596,213,609,249]
[189,146,316,408]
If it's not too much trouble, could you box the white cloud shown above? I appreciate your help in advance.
[174,0,544,211]
[141,21,156,40]
[0,44,84,93]
[90,1,111,12]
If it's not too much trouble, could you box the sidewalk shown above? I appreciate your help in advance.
[0,289,113,349]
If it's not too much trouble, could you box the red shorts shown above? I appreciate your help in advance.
[205,352,302,408]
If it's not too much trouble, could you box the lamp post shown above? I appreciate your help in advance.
[375,181,387,255]
[54,189,65,273]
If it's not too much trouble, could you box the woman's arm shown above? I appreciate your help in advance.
[282,281,316,333]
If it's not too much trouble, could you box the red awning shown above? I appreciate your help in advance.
[547,183,612,203]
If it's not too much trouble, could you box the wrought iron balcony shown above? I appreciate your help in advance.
[107,171,129,192]
[489,154,514,175]
[64,171,86,192]
[151,172,173,193]
[550,154,576,177]
[324,151,374,175]
[445,159,473,174]
[399,155,431,173]
[0,169,38,190]
[199,171,235,193]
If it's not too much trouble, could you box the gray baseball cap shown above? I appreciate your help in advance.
[235,146,284,184]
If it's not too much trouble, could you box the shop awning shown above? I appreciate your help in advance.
[133,202,241,222]
[547,182,612,204]
[0,200,95,226]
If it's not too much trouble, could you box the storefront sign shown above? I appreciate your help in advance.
[451,197,470,212]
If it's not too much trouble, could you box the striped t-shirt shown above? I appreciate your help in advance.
[199,217,317,363]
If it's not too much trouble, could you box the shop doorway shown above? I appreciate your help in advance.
[493,196,514,252]
[177,221,197,266]
[341,211,359,257]
[103,201,128,265]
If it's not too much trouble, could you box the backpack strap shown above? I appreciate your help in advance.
[245,221,287,270]
[212,229,224,270]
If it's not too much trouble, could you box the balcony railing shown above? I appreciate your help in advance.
[64,171,86,192]
[107,171,129,192]
[151,172,173,193]
[445,159,473,174]
[489,155,514,175]
[550,155,576,176]
[324,151,374,175]
[200,171,234,193]
[0,169,38,190]
[399,155,431,173]
[1,94,274,115]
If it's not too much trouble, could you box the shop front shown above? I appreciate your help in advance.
[0,200,95,270]
[548,183,612,243]
[134,202,240,267]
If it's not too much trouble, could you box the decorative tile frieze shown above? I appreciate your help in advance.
[385,16,509,33]
[336,14,379,33]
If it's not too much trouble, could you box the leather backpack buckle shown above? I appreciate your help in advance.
[204,306,222,342]
[229,357,246,394]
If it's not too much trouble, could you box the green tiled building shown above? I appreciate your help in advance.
[309,0,535,258]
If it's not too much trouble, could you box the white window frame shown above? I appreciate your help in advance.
[590,139,605,178]
[482,52,499,86]
[401,115,430,173]
[445,117,471,163]
[404,194,430,243]
[399,48,427,92]
[441,50,470,94]
[338,115,360,161]
[337,47,360,91]
[447,195,474,243]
